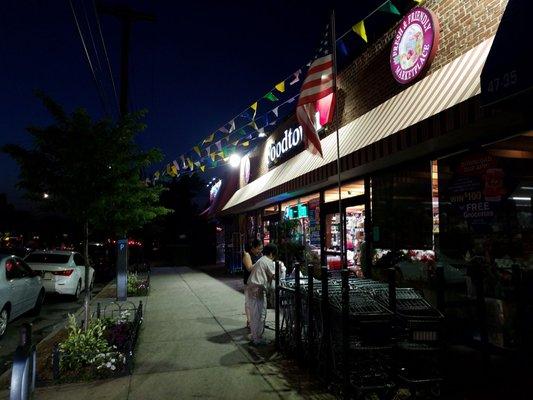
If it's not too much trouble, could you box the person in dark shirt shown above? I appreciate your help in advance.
[242,239,263,329]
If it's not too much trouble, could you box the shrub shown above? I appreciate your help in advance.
[127,272,149,296]
[59,315,126,379]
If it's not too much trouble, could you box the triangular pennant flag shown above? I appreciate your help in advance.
[203,133,215,144]
[180,155,187,169]
[153,171,160,180]
[229,120,235,133]
[210,153,216,162]
[250,102,258,119]
[249,120,258,130]
[170,164,178,177]
[238,128,247,136]
[339,39,348,56]
[379,0,401,15]
[172,160,180,171]
[272,107,279,117]
[290,70,301,85]
[275,81,285,93]
[215,140,222,152]
[263,92,279,102]
[218,151,224,159]
[232,140,239,146]
[194,161,201,167]
[219,126,229,134]
[187,158,194,170]
[193,146,201,157]
[200,165,206,172]
[413,0,424,4]
[352,20,368,43]
[242,141,250,147]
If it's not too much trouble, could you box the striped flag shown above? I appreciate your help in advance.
[296,29,334,157]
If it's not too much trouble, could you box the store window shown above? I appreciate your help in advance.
[324,180,365,203]
[280,194,321,267]
[438,133,533,348]
[371,161,434,285]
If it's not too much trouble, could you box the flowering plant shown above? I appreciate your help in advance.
[127,273,149,296]
[59,315,127,379]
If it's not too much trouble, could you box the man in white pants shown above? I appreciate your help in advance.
[245,244,278,346]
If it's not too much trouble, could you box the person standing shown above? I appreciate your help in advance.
[246,244,278,346]
[242,239,263,329]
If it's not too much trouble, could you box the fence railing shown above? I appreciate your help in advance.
[10,323,36,400]
[275,265,445,398]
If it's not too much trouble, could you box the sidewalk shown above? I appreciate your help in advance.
[8,267,332,400]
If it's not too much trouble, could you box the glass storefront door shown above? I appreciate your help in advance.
[322,200,366,276]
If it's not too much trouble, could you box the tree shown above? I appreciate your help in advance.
[3,92,170,326]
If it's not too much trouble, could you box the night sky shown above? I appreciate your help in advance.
[1,0,387,207]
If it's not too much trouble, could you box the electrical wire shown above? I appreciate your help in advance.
[68,0,109,116]
[91,0,120,116]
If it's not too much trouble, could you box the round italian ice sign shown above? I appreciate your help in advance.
[390,7,439,84]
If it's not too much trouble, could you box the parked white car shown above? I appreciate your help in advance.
[0,254,45,338]
[25,251,94,300]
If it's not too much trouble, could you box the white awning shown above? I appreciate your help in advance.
[223,37,494,212]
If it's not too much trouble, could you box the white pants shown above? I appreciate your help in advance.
[246,284,267,343]
[244,284,251,325]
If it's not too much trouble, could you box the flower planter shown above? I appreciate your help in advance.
[43,301,143,384]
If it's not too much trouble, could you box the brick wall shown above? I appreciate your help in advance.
[242,0,508,188]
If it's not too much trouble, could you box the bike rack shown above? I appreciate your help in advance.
[10,323,36,400]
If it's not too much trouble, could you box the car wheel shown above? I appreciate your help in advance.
[0,307,9,339]
[73,280,82,301]
[32,290,45,316]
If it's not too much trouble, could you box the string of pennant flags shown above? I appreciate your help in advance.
[153,0,424,183]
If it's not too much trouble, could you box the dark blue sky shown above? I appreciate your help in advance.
[0,0,387,207]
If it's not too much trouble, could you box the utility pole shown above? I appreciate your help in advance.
[97,2,155,117]
[96,2,155,303]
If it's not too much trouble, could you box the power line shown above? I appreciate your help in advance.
[92,0,120,116]
[81,0,102,72]
[68,0,109,116]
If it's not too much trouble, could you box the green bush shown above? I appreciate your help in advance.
[59,315,125,378]
[127,272,149,296]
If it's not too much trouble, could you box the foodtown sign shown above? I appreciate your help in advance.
[267,126,304,166]
[390,7,439,84]
[267,112,322,168]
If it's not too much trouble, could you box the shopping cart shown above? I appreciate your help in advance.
[369,287,444,398]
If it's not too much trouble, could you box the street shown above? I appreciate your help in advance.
[0,282,107,377]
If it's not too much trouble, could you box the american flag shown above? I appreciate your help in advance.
[296,25,335,157]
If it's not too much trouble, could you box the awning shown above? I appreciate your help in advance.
[223,37,494,213]
[481,0,533,106]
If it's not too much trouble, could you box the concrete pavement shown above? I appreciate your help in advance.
[5,266,332,399]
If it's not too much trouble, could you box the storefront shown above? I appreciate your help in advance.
[218,0,532,349]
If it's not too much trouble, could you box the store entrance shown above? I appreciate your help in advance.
[322,197,366,276]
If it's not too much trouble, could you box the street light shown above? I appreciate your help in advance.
[229,153,241,168]
[43,193,49,199]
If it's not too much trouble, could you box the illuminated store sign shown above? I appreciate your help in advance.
[390,7,439,84]
[209,180,222,202]
[285,203,309,220]
[268,126,303,165]
[267,112,322,168]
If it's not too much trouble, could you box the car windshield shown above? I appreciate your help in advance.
[25,253,70,264]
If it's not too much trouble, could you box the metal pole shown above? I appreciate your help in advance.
[308,263,314,364]
[331,10,350,397]
[275,260,281,349]
[294,262,302,360]
[321,265,330,382]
